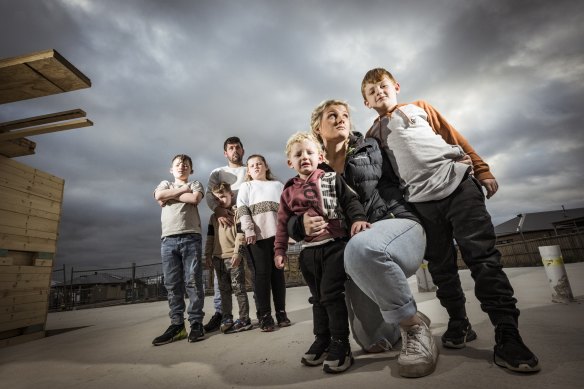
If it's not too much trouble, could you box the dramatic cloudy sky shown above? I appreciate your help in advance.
[1,0,583,269]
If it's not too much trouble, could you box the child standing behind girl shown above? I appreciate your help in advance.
[237,154,290,332]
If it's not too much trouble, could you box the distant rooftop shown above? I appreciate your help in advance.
[495,207,584,236]
[69,272,131,286]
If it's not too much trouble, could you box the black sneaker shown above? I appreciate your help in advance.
[301,335,330,366]
[259,313,275,332]
[494,323,540,373]
[441,318,477,349]
[152,323,187,346]
[188,321,205,342]
[322,338,354,374]
[203,312,222,333]
[220,315,234,333]
[276,310,291,327]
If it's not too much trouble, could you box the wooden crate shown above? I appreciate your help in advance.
[0,155,64,347]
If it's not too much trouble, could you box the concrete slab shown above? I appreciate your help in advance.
[1,263,583,389]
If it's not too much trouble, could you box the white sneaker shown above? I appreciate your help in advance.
[398,321,439,378]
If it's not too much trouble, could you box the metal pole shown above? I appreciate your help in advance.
[131,262,136,303]
[70,266,75,310]
[62,264,66,310]
[517,213,534,264]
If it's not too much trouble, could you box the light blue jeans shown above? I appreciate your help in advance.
[344,218,425,344]
[161,233,205,325]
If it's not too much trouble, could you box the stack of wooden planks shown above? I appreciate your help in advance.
[0,49,92,157]
[0,155,64,347]
[0,48,92,347]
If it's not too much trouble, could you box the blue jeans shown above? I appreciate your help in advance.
[161,233,204,325]
[344,218,425,325]
[346,278,400,351]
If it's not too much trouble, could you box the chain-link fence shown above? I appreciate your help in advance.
[50,262,214,311]
[50,249,306,311]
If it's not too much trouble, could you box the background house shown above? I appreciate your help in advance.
[495,207,584,244]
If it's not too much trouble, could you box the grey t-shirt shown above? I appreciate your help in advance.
[155,180,204,237]
[375,104,470,202]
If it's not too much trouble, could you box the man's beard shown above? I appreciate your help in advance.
[230,154,242,164]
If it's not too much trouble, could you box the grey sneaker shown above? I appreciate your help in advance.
[229,318,253,333]
[398,321,439,378]
[220,315,234,333]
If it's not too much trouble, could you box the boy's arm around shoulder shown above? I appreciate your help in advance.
[335,174,371,236]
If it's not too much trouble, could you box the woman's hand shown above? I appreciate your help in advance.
[303,214,328,236]
[351,221,371,236]
[246,234,257,245]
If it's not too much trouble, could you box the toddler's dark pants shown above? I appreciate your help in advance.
[299,239,349,340]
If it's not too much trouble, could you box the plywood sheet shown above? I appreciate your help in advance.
[0,49,91,104]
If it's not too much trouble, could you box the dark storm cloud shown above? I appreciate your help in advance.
[1,0,583,266]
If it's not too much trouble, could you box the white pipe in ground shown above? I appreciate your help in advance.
[538,245,574,303]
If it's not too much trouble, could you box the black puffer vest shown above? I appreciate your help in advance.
[336,132,419,224]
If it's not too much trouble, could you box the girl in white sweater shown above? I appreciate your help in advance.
[237,154,289,331]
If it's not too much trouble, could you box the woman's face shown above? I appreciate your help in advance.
[247,157,268,180]
[317,104,351,144]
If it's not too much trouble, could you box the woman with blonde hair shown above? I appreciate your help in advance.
[289,100,438,378]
